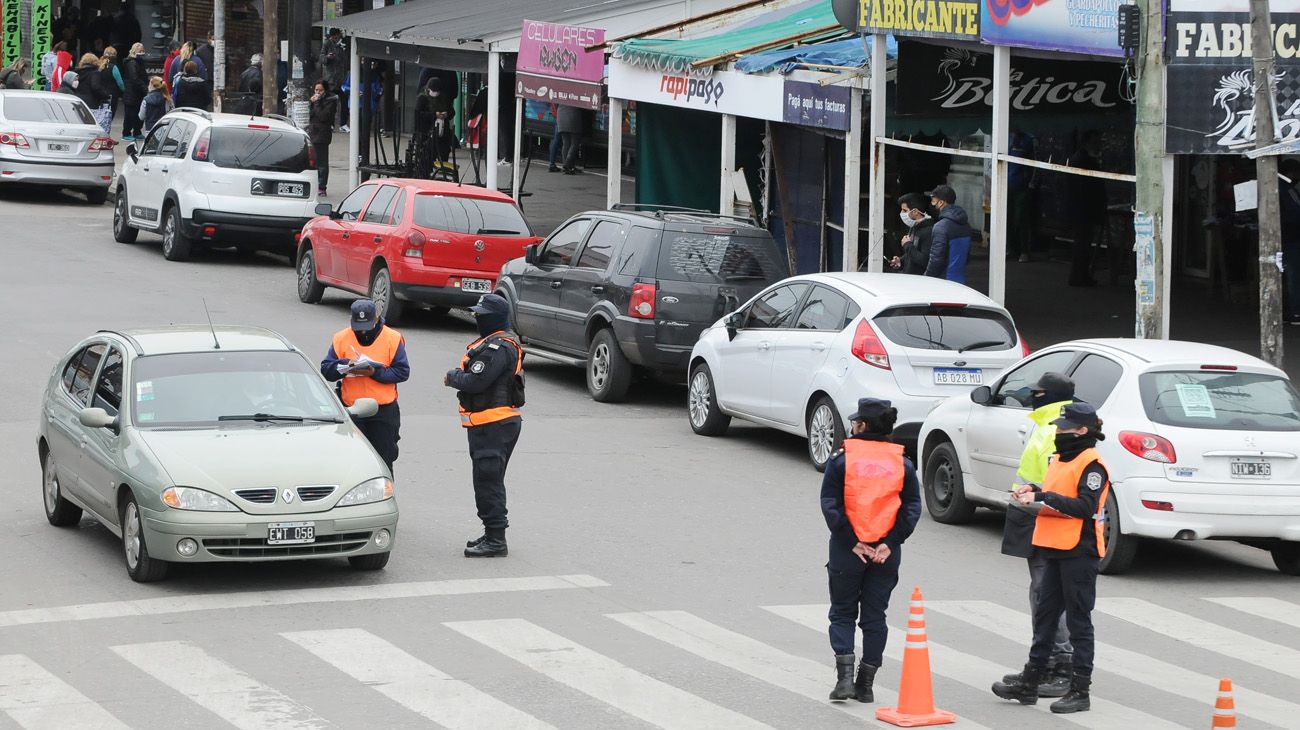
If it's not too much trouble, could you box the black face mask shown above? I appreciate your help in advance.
[476,311,508,337]
[353,324,381,346]
[1054,431,1097,460]
[1032,390,1070,410]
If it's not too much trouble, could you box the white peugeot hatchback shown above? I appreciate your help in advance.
[917,338,1300,575]
[114,109,317,261]
[687,273,1027,470]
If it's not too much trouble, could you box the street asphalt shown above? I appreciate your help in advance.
[2,179,1298,730]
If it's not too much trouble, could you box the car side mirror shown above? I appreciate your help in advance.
[78,407,118,431]
[970,385,993,406]
[725,312,742,340]
[314,202,335,218]
[524,244,539,265]
[347,397,379,419]
[125,142,138,162]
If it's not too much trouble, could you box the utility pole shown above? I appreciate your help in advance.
[262,0,279,117]
[1251,0,1285,367]
[286,0,313,129]
[1133,0,1166,339]
[213,0,225,112]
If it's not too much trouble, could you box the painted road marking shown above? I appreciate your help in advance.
[446,618,773,730]
[111,641,329,730]
[0,654,130,730]
[930,599,1300,729]
[765,604,1183,730]
[0,574,608,629]
[1205,596,1300,630]
[283,628,554,730]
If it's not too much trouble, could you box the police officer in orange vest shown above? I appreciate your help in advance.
[821,398,922,704]
[321,300,410,472]
[993,402,1109,714]
[444,293,523,558]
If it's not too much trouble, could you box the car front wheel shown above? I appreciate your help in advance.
[1099,491,1139,575]
[42,452,83,527]
[687,363,730,436]
[370,265,404,322]
[807,396,845,472]
[922,442,976,524]
[297,248,326,303]
[587,328,632,402]
[161,206,193,261]
[113,188,138,243]
[121,493,169,582]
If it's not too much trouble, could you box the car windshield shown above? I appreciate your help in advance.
[209,127,311,172]
[131,351,344,428]
[413,194,531,236]
[872,305,1017,352]
[657,231,788,283]
[1139,370,1300,431]
[2,95,95,125]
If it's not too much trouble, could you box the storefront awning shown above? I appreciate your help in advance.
[734,35,896,75]
[612,0,845,76]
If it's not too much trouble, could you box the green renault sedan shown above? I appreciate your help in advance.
[37,326,398,582]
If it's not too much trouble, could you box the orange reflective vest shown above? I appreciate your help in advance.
[458,332,523,428]
[332,326,403,406]
[1032,448,1111,557]
[843,439,906,543]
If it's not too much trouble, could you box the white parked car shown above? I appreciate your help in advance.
[113,109,318,261]
[917,338,1300,575]
[687,273,1028,470]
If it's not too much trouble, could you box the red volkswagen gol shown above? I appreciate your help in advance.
[296,179,538,321]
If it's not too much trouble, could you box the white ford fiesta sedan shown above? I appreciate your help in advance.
[687,273,1027,470]
[917,338,1300,575]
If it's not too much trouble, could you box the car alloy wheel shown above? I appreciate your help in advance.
[123,501,142,571]
[809,404,837,466]
[590,341,611,391]
[43,460,60,515]
[114,196,127,236]
[688,370,713,428]
[162,216,176,256]
[298,253,316,298]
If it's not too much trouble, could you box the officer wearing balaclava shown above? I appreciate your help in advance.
[444,293,524,557]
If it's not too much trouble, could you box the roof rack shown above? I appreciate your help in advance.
[609,203,757,224]
[169,107,213,121]
[97,329,144,355]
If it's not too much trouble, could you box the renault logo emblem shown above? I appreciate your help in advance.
[281,488,294,503]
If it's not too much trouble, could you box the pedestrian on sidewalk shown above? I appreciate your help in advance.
[993,402,1110,715]
[237,54,263,115]
[320,29,347,127]
[172,61,209,111]
[924,184,972,284]
[1066,131,1106,287]
[1008,131,1037,263]
[893,192,934,275]
[556,104,584,174]
[445,294,525,559]
[100,47,125,125]
[307,80,338,196]
[821,398,922,705]
[122,44,148,140]
[71,53,112,135]
[320,300,410,473]
[0,59,28,89]
[1279,159,1300,326]
[162,41,181,97]
[141,76,167,132]
[547,104,563,172]
[1000,373,1076,699]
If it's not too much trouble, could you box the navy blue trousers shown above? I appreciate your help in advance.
[827,547,901,664]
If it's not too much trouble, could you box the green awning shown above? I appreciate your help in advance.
[612,0,843,77]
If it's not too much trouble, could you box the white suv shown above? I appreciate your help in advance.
[113,109,318,261]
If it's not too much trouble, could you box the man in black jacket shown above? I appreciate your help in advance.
[894,192,935,275]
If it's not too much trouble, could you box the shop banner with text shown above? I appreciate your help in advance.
[609,60,784,121]
[896,41,1129,116]
[782,80,851,130]
[858,0,979,40]
[1167,1,1300,153]
[2,0,21,69]
[516,20,605,110]
[31,0,52,90]
[980,0,1123,57]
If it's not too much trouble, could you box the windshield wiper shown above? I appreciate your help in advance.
[217,413,344,423]
[959,340,1011,353]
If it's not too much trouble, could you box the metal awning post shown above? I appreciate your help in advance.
[512,96,524,200]
[607,97,625,208]
[989,44,1010,304]
[865,33,886,273]
[349,40,361,190]
[486,50,501,191]
[720,114,737,214]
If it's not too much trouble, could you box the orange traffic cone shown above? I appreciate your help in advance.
[1212,678,1237,728]
[876,587,957,727]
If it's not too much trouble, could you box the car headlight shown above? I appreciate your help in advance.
[338,477,394,507]
[162,486,239,512]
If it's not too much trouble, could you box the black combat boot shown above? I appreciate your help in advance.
[1038,659,1072,698]
[991,663,1047,705]
[466,534,487,548]
[828,654,856,701]
[464,528,507,557]
[1050,673,1091,714]
[853,661,878,703]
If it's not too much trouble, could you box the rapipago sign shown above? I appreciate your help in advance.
[858,0,980,40]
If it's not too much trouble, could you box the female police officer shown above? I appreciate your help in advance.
[821,398,922,703]
[992,402,1109,714]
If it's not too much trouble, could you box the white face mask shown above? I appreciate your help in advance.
[900,210,915,227]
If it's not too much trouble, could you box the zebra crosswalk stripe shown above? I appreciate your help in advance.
[928,599,1300,729]
[764,604,1185,730]
[445,617,774,730]
[282,628,555,730]
[1097,597,1300,679]
[1204,597,1300,631]
[111,640,329,730]
[0,654,130,730]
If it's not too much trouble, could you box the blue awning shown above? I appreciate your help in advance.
[735,34,896,75]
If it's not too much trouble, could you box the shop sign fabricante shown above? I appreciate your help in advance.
[783,80,851,131]
[608,60,785,121]
[896,43,1128,116]
[858,0,980,40]
[516,20,605,110]
[979,0,1124,58]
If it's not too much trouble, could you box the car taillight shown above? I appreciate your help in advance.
[1119,431,1177,464]
[1141,500,1174,512]
[1200,364,1238,371]
[88,136,115,151]
[1018,330,1031,357]
[192,130,210,161]
[851,320,890,370]
[307,143,317,169]
[629,283,656,319]
[0,131,29,148]
[248,123,270,129]
[404,229,426,257]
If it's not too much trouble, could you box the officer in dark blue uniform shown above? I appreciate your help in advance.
[820,398,923,703]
